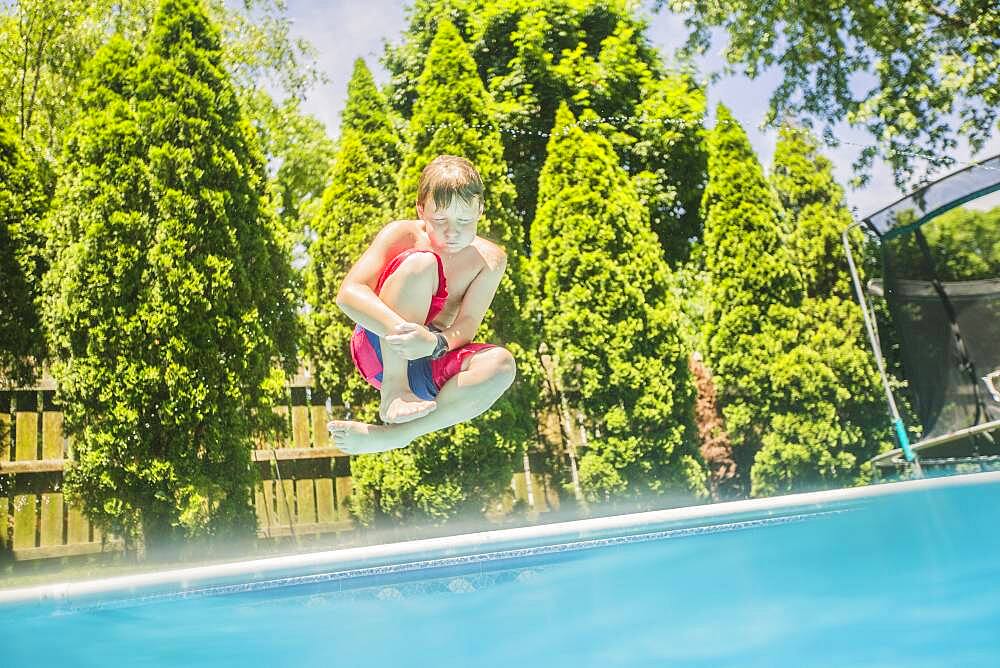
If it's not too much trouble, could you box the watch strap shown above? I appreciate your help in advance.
[430,331,449,360]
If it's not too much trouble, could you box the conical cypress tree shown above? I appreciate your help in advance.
[348,19,540,524]
[626,74,708,266]
[704,112,891,496]
[771,124,856,300]
[306,58,402,420]
[747,295,891,496]
[42,0,298,551]
[747,125,893,496]
[701,104,803,494]
[0,118,49,385]
[383,0,669,246]
[341,58,404,184]
[531,103,706,505]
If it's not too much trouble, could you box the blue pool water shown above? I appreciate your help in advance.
[2,473,999,667]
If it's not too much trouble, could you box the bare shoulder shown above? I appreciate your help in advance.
[472,236,508,272]
[377,219,420,243]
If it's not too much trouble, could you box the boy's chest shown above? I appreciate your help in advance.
[433,254,482,325]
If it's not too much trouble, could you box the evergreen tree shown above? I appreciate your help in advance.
[383,0,677,249]
[748,296,891,496]
[703,113,891,496]
[531,103,706,505]
[700,104,802,494]
[349,19,540,524]
[0,119,48,385]
[307,59,402,420]
[771,124,856,300]
[340,58,404,188]
[42,0,297,552]
[765,125,893,494]
[626,73,708,266]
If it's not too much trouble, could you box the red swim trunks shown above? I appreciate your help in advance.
[349,249,497,400]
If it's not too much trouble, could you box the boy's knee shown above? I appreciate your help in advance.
[489,348,516,385]
[396,251,438,278]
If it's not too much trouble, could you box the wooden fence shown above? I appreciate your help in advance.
[0,377,562,562]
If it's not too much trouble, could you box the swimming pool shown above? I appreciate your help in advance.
[2,471,999,666]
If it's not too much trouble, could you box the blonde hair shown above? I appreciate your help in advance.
[417,155,484,209]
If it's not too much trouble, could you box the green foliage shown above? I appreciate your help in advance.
[771,124,856,300]
[531,103,706,504]
[41,0,298,550]
[0,0,327,259]
[703,111,892,496]
[625,74,708,265]
[246,92,336,236]
[0,118,49,385]
[384,0,696,250]
[745,297,891,496]
[701,105,802,370]
[306,58,401,420]
[348,20,541,524]
[889,205,1000,282]
[0,0,102,157]
[701,104,800,491]
[661,0,1000,186]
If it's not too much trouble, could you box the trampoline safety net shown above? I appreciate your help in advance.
[860,155,1000,457]
[862,157,1000,455]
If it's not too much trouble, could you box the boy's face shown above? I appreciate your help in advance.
[417,195,483,253]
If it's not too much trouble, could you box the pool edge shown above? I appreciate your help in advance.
[2,470,997,605]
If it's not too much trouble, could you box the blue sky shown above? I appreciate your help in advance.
[282,0,999,217]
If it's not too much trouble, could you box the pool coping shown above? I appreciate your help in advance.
[2,470,997,606]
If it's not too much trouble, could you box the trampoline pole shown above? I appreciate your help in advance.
[843,223,923,477]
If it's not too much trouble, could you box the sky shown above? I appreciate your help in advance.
[280,0,999,218]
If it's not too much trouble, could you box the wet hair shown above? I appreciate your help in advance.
[417,155,484,210]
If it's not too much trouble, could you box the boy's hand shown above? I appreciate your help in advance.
[384,322,438,360]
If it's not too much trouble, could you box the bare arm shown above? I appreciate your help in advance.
[335,221,415,337]
[438,247,507,351]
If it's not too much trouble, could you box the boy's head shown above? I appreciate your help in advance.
[416,155,484,253]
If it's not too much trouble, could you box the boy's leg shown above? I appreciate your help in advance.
[376,251,440,423]
[330,346,516,454]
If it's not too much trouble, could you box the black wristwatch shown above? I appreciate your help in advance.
[430,329,449,360]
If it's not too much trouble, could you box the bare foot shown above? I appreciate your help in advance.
[327,420,408,455]
[379,389,437,424]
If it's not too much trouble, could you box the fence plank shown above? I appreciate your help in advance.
[295,479,317,526]
[530,473,548,512]
[13,540,124,561]
[1,495,7,550]
[41,391,63,459]
[277,480,295,525]
[15,391,38,462]
[260,520,353,538]
[40,493,63,547]
[67,505,90,544]
[512,471,528,504]
[310,405,329,448]
[290,388,309,449]
[315,478,336,524]
[250,447,345,462]
[335,476,352,522]
[272,405,290,449]
[12,494,37,549]
[262,481,276,532]
[254,487,269,535]
[0,390,11,461]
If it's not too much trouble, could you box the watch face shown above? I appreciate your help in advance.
[433,333,448,359]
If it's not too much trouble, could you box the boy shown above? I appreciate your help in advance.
[328,155,517,455]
